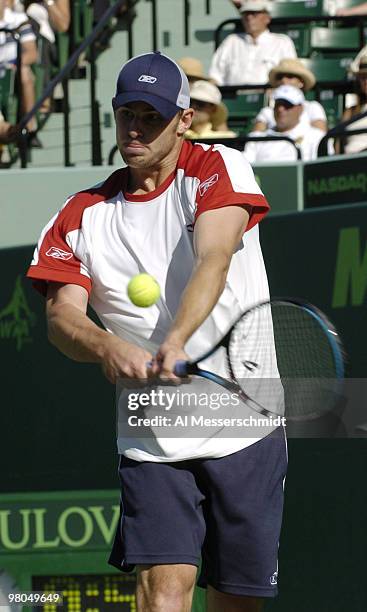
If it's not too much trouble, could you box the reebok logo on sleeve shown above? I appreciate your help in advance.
[198,173,219,196]
[45,247,73,260]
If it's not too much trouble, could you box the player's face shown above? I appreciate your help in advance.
[242,11,270,37]
[274,100,302,131]
[115,102,191,169]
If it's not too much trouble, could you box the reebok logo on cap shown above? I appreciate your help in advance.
[138,75,157,83]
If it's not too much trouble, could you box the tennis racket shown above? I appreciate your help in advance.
[174,299,345,421]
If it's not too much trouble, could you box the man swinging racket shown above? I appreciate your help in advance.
[27,51,287,612]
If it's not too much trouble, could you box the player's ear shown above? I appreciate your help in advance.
[177,109,194,135]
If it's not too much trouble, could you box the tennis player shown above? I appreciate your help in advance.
[27,52,287,612]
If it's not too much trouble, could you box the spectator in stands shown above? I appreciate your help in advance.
[185,79,237,139]
[338,51,367,154]
[178,56,234,133]
[209,0,297,85]
[253,58,327,132]
[29,0,70,34]
[23,0,70,113]
[244,85,326,162]
[0,0,39,142]
[337,1,367,15]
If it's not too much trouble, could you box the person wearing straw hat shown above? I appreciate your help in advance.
[178,56,209,83]
[339,51,367,154]
[209,0,296,86]
[253,58,327,132]
[178,56,233,132]
[185,79,237,139]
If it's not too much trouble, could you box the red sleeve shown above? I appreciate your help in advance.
[26,205,92,297]
[26,169,126,296]
[193,145,270,231]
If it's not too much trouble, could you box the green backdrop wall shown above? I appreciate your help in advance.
[0,202,367,611]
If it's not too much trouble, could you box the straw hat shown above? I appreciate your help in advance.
[190,80,222,106]
[178,57,209,81]
[269,58,316,92]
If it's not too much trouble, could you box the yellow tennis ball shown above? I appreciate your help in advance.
[127,273,161,307]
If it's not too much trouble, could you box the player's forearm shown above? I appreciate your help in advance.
[166,252,230,347]
[47,302,122,363]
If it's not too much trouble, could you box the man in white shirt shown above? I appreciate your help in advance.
[244,84,326,163]
[209,0,297,86]
[27,51,287,612]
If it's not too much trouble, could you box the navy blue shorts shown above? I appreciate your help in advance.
[109,427,287,598]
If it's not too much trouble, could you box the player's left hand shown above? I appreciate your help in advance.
[153,341,189,382]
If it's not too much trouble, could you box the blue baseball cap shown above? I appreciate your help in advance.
[112,51,191,119]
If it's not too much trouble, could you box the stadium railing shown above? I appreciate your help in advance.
[1,0,134,169]
[317,108,367,155]
[0,28,23,167]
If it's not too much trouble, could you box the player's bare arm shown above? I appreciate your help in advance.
[46,283,152,383]
[157,205,249,377]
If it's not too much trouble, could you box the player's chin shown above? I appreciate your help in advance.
[120,150,150,167]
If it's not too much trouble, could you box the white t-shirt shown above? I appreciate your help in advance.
[244,123,325,163]
[209,30,297,86]
[0,7,35,67]
[255,100,327,130]
[27,140,281,463]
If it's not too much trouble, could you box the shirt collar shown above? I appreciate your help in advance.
[244,29,270,44]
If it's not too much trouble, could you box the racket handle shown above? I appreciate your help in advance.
[174,360,189,376]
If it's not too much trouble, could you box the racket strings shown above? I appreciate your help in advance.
[272,305,337,377]
[228,302,342,420]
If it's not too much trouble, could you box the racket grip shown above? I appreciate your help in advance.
[174,360,189,376]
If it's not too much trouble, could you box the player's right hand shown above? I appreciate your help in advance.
[100,335,153,384]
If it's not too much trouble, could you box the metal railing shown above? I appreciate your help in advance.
[0,29,22,148]
[7,0,133,168]
[318,108,367,156]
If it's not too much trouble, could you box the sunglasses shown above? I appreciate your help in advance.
[277,73,301,80]
[191,99,212,110]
